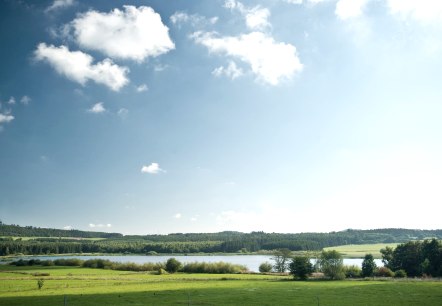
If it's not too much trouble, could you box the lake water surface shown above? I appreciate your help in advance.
[6,255,383,272]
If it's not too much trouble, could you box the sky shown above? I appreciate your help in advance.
[1,0,442,235]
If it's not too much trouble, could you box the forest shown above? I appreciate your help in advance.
[1,222,441,256]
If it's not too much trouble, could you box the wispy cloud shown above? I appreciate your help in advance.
[70,6,175,62]
[174,213,182,219]
[141,162,164,174]
[335,0,370,20]
[88,102,106,114]
[117,108,129,119]
[45,0,75,13]
[7,97,15,105]
[63,225,73,230]
[20,95,31,105]
[212,61,243,80]
[89,223,112,228]
[136,84,148,92]
[34,43,129,91]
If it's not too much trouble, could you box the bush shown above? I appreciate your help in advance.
[165,258,182,273]
[375,266,394,277]
[41,260,54,266]
[394,269,407,278]
[82,259,114,269]
[54,258,83,266]
[37,279,44,290]
[343,265,361,278]
[182,262,247,274]
[259,262,273,273]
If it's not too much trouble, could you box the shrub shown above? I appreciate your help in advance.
[165,258,182,273]
[343,265,361,278]
[375,266,394,277]
[37,279,44,290]
[317,250,345,280]
[182,262,247,274]
[41,260,54,266]
[259,262,273,273]
[394,269,407,278]
[54,258,83,266]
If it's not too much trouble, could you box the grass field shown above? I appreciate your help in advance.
[323,243,399,258]
[1,265,441,305]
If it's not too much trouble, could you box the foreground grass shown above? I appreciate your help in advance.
[323,243,399,258]
[1,265,441,305]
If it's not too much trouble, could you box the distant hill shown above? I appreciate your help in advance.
[0,222,122,239]
[0,222,441,256]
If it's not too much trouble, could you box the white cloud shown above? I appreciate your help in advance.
[117,108,129,119]
[225,0,270,30]
[212,61,243,80]
[63,225,73,230]
[20,95,31,105]
[89,223,112,228]
[174,213,182,219]
[71,6,175,62]
[88,102,106,113]
[45,0,75,13]
[335,0,370,20]
[7,97,15,105]
[136,84,148,92]
[141,162,164,174]
[193,31,302,85]
[0,113,14,124]
[386,0,442,23]
[34,43,129,91]
[170,11,219,27]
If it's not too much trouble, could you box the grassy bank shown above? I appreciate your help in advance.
[1,265,441,305]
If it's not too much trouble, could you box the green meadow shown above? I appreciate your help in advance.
[323,243,399,258]
[1,265,441,305]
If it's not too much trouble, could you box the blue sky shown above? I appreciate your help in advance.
[1,0,442,234]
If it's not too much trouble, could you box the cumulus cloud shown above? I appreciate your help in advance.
[136,84,148,92]
[88,102,106,113]
[193,31,302,85]
[7,97,15,105]
[34,43,129,91]
[224,0,271,30]
[70,6,175,62]
[63,225,73,230]
[0,113,14,124]
[335,0,370,20]
[386,0,442,23]
[174,213,182,219]
[141,162,164,174]
[212,61,243,80]
[45,0,75,13]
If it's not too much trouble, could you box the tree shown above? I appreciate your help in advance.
[391,241,423,277]
[272,248,292,273]
[361,254,377,277]
[317,250,344,280]
[289,256,313,280]
[259,262,273,273]
[380,246,394,269]
[165,258,182,273]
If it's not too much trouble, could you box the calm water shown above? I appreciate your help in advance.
[5,255,383,272]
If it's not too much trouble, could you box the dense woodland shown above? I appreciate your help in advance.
[1,222,441,256]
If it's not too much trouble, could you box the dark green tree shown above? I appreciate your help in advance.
[361,254,377,277]
[165,258,182,273]
[380,246,394,269]
[289,256,313,280]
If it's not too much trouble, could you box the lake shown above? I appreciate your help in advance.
[5,255,383,272]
